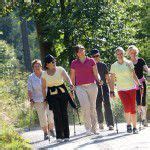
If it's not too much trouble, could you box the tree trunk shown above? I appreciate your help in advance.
[20,17,32,72]
[60,0,74,65]
[34,0,55,62]
[35,22,54,62]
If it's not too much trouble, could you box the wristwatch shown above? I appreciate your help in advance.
[44,98,47,102]
[110,91,115,94]
[138,84,143,89]
[30,99,34,102]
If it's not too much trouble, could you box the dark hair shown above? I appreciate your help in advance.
[32,59,42,68]
[90,49,100,56]
[44,54,55,69]
[74,44,85,53]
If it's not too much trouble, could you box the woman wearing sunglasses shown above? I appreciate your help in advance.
[42,54,75,142]
[90,49,114,131]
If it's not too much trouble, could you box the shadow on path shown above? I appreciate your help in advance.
[38,131,130,149]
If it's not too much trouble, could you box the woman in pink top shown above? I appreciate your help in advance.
[70,45,102,135]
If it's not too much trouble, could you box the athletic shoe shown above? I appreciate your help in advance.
[86,130,93,136]
[142,120,148,127]
[64,138,69,142]
[127,125,132,133]
[108,125,114,130]
[99,123,104,130]
[57,139,63,143]
[50,129,55,137]
[44,133,49,140]
[133,128,138,134]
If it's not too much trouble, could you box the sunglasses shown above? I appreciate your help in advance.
[51,61,56,64]
[92,55,99,58]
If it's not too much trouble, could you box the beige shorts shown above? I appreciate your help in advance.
[34,102,54,128]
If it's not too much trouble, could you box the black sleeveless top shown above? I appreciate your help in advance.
[134,58,146,79]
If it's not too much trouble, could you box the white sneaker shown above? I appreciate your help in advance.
[64,138,69,142]
[99,123,104,130]
[57,139,63,143]
[86,130,93,136]
[142,120,148,127]
[93,131,100,135]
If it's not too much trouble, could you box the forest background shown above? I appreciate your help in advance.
[0,0,149,149]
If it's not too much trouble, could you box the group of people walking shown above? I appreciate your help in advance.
[27,44,149,142]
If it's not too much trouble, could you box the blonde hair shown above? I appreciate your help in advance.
[32,59,42,68]
[127,45,139,56]
[115,46,125,56]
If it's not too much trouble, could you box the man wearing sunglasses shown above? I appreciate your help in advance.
[90,49,114,130]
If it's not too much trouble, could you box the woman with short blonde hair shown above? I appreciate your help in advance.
[127,45,149,126]
[110,47,142,134]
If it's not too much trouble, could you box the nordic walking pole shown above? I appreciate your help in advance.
[29,102,34,131]
[111,95,119,134]
[139,87,143,131]
[76,108,81,125]
[72,108,76,135]
[72,91,81,125]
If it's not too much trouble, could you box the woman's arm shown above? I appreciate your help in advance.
[62,69,73,86]
[109,73,115,93]
[70,68,76,86]
[28,90,33,101]
[93,65,101,82]
[105,73,111,87]
[27,77,33,102]
[132,70,141,86]
[143,65,149,74]
[42,78,47,100]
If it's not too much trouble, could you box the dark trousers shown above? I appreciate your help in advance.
[48,94,69,139]
[96,84,114,126]
[136,81,146,106]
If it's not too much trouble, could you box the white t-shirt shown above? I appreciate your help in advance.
[110,60,135,91]
[42,66,65,87]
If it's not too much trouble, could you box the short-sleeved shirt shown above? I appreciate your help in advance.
[134,58,146,79]
[42,66,65,87]
[28,72,44,102]
[110,60,135,91]
[71,57,96,86]
[97,62,108,84]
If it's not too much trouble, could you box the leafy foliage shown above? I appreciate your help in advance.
[0,1,149,132]
[0,121,31,149]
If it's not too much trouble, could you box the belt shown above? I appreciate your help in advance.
[79,83,94,87]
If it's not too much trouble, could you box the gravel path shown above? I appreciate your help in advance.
[22,123,150,150]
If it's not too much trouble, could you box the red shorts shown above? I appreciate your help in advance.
[118,89,136,114]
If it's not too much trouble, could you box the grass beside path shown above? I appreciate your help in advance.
[0,121,31,149]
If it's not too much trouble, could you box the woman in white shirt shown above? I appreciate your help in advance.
[42,54,75,142]
[28,59,54,140]
[109,47,142,134]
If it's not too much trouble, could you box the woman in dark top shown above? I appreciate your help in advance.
[127,45,149,126]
